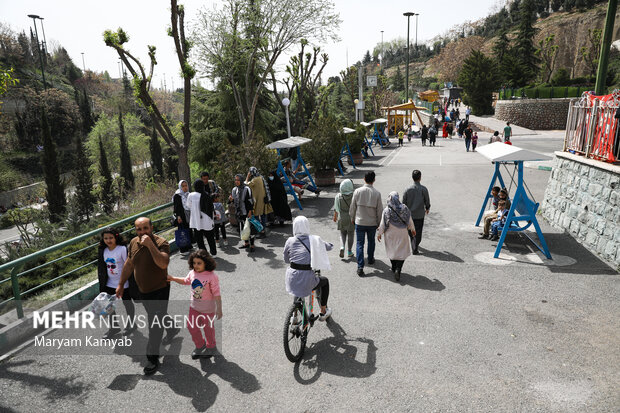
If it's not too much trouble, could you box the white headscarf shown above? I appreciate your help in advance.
[292,216,330,270]
[172,180,190,209]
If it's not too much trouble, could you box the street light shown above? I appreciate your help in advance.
[354,98,359,122]
[81,52,86,73]
[28,14,46,90]
[380,30,384,73]
[403,12,418,102]
[282,97,291,138]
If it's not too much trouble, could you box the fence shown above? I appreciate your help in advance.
[0,202,174,320]
[498,86,590,100]
[564,91,620,163]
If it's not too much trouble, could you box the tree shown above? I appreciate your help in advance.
[551,0,563,11]
[98,136,115,214]
[427,36,486,82]
[363,50,371,65]
[580,29,602,79]
[392,66,404,91]
[40,111,66,222]
[103,0,194,181]
[458,50,501,115]
[493,26,510,68]
[0,67,18,114]
[118,110,134,192]
[149,126,164,179]
[193,0,340,143]
[73,133,95,221]
[513,0,540,86]
[535,34,559,83]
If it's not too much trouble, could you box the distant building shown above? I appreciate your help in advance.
[441,86,463,100]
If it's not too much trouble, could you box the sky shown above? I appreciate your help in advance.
[1,0,505,90]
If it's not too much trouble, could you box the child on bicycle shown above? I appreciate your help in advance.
[168,249,222,359]
[283,216,333,321]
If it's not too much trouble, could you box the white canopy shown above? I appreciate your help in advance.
[343,127,356,134]
[360,121,371,127]
[369,118,388,124]
[266,136,312,149]
[476,142,552,162]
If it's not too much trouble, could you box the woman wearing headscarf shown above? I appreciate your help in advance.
[230,174,256,252]
[333,179,355,258]
[187,179,217,256]
[267,169,292,226]
[172,180,193,256]
[246,166,274,234]
[283,216,333,321]
[377,192,416,281]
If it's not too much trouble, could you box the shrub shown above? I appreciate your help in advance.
[303,116,345,171]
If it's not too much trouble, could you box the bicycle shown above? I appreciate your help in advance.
[283,275,322,362]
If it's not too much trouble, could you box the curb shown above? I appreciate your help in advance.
[0,240,179,360]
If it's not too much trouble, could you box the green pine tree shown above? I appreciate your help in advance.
[40,111,66,222]
[457,50,501,115]
[392,66,404,91]
[514,0,540,86]
[98,136,115,214]
[118,110,134,192]
[73,133,95,221]
[149,126,164,179]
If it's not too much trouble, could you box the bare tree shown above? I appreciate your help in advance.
[103,0,194,181]
[193,0,340,143]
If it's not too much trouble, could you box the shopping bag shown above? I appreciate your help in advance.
[241,219,251,241]
[248,216,264,233]
[175,228,192,249]
[89,292,117,317]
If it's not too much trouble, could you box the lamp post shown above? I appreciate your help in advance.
[81,52,86,73]
[403,12,415,102]
[354,98,359,122]
[282,97,291,138]
[28,14,46,90]
[380,30,384,73]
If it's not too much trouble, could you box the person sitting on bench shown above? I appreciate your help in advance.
[489,200,508,241]
[281,160,320,197]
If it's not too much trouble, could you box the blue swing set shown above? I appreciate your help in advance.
[266,137,316,211]
[475,143,553,259]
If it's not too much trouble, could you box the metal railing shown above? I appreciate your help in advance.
[564,92,619,163]
[0,202,174,319]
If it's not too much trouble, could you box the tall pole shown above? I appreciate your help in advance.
[81,52,86,72]
[595,0,618,95]
[404,12,414,102]
[358,64,364,122]
[415,14,419,50]
[380,30,384,73]
[28,15,46,90]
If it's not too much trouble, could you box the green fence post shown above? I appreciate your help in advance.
[11,265,24,319]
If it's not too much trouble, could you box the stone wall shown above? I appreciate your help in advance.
[495,99,572,130]
[542,152,620,270]
[417,111,433,127]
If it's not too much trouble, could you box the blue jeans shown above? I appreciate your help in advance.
[355,225,376,269]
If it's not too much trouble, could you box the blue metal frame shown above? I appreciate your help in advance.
[371,125,386,148]
[476,161,551,259]
[475,162,506,226]
[275,146,315,211]
[338,141,355,175]
[364,133,375,157]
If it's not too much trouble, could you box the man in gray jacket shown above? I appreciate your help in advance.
[402,169,430,254]
[349,171,383,276]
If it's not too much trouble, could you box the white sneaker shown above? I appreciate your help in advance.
[319,308,332,321]
[223,239,228,246]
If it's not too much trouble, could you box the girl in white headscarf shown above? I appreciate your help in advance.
[333,179,355,258]
[283,216,334,321]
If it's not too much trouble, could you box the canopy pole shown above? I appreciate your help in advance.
[475,162,506,226]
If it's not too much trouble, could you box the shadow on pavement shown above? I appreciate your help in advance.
[293,318,377,385]
[0,359,94,400]
[417,247,464,263]
[366,260,445,291]
[200,355,261,394]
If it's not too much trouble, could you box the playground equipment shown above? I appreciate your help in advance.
[359,122,375,157]
[475,143,553,259]
[339,127,356,175]
[381,100,426,135]
[418,90,439,102]
[266,136,315,210]
[369,118,389,148]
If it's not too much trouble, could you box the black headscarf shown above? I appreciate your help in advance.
[193,179,213,218]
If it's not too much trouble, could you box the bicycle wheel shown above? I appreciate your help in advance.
[283,303,306,362]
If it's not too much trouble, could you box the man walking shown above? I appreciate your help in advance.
[117,217,179,375]
[402,170,431,255]
[503,122,512,142]
[350,171,383,277]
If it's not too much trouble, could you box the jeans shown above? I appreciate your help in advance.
[355,225,376,269]
[412,218,424,251]
[465,137,471,151]
[140,285,172,363]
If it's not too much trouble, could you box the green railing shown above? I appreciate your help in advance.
[0,202,174,319]
[497,86,590,100]
[415,99,434,112]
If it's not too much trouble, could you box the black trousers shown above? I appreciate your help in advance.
[214,223,227,240]
[390,260,404,271]
[314,276,329,307]
[412,218,425,250]
[194,228,217,255]
[140,284,172,363]
[101,285,135,320]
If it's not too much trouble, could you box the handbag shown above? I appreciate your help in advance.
[175,228,192,249]
[248,216,264,233]
[388,205,417,254]
[241,219,251,240]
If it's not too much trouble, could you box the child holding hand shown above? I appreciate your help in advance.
[168,249,222,359]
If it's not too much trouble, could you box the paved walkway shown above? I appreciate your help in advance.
[1,136,618,412]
